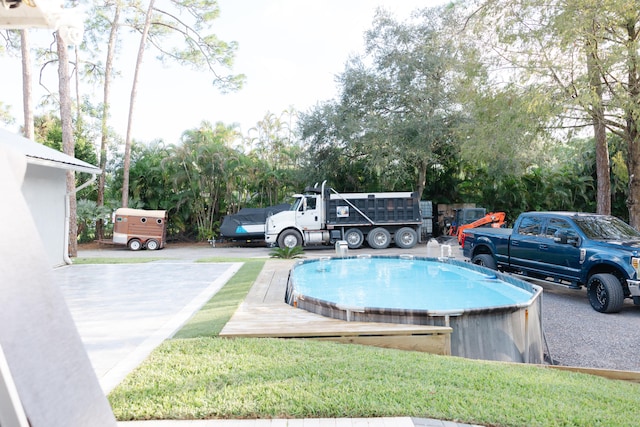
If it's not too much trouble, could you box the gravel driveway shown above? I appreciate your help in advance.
[535,280,640,372]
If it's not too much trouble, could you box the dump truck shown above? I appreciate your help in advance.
[112,208,167,251]
[265,181,423,249]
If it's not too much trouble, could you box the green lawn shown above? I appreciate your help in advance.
[106,257,640,426]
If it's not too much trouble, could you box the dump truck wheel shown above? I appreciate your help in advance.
[367,227,391,249]
[128,239,142,251]
[278,229,303,248]
[395,227,418,249]
[344,228,364,249]
[146,239,159,251]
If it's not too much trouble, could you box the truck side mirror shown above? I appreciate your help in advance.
[553,231,568,244]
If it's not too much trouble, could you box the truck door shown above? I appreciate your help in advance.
[538,218,582,280]
[295,195,321,231]
[510,216,546,272]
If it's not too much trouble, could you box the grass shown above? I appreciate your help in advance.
[105,256,640,426]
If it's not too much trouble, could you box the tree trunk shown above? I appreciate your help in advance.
[416,158,427,200]
[20,30,34,140]
[97,2,121,240]
[122,0,155,208]
[57,33,78,257]
[585,26,611,215]
[626,21,640,229]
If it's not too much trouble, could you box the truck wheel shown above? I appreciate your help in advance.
[146,239,159,251]
[471,254,497,270]
[395,227,418,249]
[587,273,625,313]
[128,239,142,251]
[344,228,364,249]
[367,227,391,249]
[278,229,303,248]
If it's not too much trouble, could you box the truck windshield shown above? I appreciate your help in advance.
[290,197,303,211]
[573,216,640,240]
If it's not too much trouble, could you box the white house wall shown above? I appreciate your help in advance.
[20,164,68,267]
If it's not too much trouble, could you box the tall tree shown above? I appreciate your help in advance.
[121,0,245,207]
[21,30,34,139]
[462,0,640,223]
[57,31,78,257]
[300,7,468,197]
[122,0,155,208]
[96,0,122,239]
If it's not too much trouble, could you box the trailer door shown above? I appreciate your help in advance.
[296,195,321,231]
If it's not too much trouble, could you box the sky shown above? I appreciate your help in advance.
[1,0,443,144]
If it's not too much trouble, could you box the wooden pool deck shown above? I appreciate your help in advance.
[220,259,452,355]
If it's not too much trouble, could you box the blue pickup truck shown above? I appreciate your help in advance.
[462,211,640,313]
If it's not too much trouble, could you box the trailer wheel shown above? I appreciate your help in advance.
[128,238,142,251]
[471,254,496,270]
[395,227,418,249]
[278,229,303,248]
[587,273,624,313]
[344,228,364,249]
[146,239,160,251]
[367,227,391,249]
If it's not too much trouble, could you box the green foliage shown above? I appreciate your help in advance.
[0,102,15,125]
[76,199,113,243]
[143,0,246,93]
[299,7,468,197]
[268,246,305,259]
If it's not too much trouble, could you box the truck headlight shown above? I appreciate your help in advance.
[632,257,640,277]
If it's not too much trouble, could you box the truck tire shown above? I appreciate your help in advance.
[587,273,625,313]
[367,227,391,249]
[344,228,364,249]
[128,238,142,251]
[471,254,497,270]
[395,227,418,249]
[278,229,303,248]
[146,239,159,250]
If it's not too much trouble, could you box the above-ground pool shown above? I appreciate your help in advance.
[286,255,543,363]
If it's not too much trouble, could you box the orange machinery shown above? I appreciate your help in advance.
[457,212,506,245]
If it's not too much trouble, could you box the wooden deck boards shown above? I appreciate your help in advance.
[220,260,452,355]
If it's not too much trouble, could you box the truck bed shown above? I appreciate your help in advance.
[463,227,513,263]
[325,193,421,226]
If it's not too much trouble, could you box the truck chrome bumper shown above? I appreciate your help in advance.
[626,279,640,297]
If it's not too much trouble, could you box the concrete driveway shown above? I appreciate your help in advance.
[54,259,241,393]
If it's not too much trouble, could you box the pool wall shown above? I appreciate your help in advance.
[286,256,544,364]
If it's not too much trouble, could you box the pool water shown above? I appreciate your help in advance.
[290,257,534,312]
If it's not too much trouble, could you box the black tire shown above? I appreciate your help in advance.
[146,239,159,251]
[344,228,364,249]
[278,229,303,248]
[128,239,142,251]
[587,273,625,313]
[367,227,391,249]
[471,254,497,270]
[395,227,418,249]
